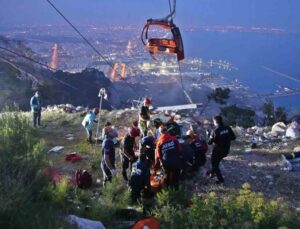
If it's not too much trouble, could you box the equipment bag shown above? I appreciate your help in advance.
[75,169,92,189]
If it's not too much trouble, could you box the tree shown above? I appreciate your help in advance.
[262,99,275,126]
[208,88,231,105]
[275,107,287,123]
[220,105,256,128]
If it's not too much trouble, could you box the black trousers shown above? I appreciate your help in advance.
[211,151,227,182]
[33,111,41,127]
[162,162,180,189]
[121,156,136,181]
[192,153,206,172]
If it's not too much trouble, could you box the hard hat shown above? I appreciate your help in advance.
[144,97,151,105]
[93,108,99,115]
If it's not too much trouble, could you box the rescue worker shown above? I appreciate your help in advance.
[100,128,116,185]
[30,91,42,127]
[207,116,236,184]
[140,131,155,167]
[180,135,194,180]
[101,121,119,144]
[121,127,139,182]
[129,153,151,203]
[165,116,181,138]
[155,126,181,188]
[139,98,154,137]
[186,130,208,172]
[81,108,99,143]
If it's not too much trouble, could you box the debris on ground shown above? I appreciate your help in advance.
[65,152,82,163]
[67,215,106,229]
[48,146,64,153]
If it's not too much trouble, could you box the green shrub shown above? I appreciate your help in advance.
[42,177,71,208]
[0,109,45,212]
[152,183,300,229]
[101,176,131,209]
[221,105,256,128]
[0,109,67,228]
[208,87,231,104]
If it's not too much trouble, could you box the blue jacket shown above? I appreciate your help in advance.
[82,112,96,130]
[30,96,41,113]
[102,137,115,168]
[129,160,150,190]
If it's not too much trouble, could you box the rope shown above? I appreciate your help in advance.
[0,46,79,90]
[46,0,140,97]
[177,60,193,104]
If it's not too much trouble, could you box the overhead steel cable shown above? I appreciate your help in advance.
[46,0,140,97]
[0,46,79,90]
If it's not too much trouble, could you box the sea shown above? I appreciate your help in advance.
[184,31,300,112]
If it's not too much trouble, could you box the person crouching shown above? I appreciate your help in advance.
[129,153,151,204]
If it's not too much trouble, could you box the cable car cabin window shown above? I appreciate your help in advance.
[145,25,174,40]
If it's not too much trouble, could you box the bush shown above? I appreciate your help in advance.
[152,184,300,229]
[67,177,132,228]
[262,100,288,125]
[208,88,231,104]
[221,105,256,128]
[0,109,45,212]
[0,109,67,228]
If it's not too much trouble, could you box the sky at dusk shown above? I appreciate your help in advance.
[0,0,300,29]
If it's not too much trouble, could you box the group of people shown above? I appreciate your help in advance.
[87,98,236,203]
[29,92,236,203]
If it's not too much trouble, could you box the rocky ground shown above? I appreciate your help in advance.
[37,109,300,211]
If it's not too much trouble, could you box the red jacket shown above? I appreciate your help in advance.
[155,133,180,164]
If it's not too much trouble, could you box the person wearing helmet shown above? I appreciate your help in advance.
[139,97,154,137]
[186,129,208,172]
[30,91,42,127]
[81,108,99,143]
[120,127,139,182]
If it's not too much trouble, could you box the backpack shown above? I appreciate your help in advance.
[75,169,92,189]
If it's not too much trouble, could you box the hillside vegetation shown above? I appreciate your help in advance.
[1,108,300,228]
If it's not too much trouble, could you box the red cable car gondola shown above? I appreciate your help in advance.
[141,0,184,61]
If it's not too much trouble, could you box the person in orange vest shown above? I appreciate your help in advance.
[155,126,181,188]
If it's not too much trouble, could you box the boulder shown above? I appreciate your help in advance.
[271,122,287,136]
[233,126,245,137]
[66,104,75,110]
[76,106,84,112]
[255,127,265,135]
[286,122,300,139]
[294,146,300,152]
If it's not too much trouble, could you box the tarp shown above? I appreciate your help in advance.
[67,215,106,229]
